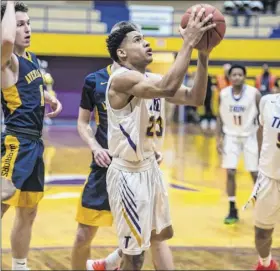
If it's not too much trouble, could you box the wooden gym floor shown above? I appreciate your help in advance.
[2,123,280,270]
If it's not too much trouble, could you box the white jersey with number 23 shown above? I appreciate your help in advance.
[106,67,165,162]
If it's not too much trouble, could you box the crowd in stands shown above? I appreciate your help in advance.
[224,0,278,26]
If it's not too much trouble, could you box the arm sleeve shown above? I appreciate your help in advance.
[80,74,96,112]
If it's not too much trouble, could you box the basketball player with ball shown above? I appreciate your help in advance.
[102,5,226,270]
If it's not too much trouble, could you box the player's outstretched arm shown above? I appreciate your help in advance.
[1,1,16,68]
[166,50,210,106]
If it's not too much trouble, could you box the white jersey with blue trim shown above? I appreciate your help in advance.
[220,84,259,137]
[258,94,280,180]
[106,67,165,162]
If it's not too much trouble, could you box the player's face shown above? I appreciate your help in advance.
[229,68,245,87]
[120,31,153,66]
[15,12,31,48]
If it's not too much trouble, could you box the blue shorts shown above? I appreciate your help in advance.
[76,163,113,227]
[1,133,44,208]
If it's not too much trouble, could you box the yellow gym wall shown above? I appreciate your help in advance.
[30,33,280,61]
[30,33,280,80]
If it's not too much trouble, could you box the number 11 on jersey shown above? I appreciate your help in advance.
[233,115,242,126]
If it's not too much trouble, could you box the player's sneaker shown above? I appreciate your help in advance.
[224,208,239,224]
[86,259,119,271]
[87,259,106,271]
[255,259,279,270]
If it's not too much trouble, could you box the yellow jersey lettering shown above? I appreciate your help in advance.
[25,69,42,84]
[1,144,16,177]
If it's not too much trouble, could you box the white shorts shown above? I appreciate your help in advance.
[246,172,280,229]
[106,157,171,255]
[222,133,258,171]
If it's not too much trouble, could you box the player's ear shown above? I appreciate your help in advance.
[117,48,126,60]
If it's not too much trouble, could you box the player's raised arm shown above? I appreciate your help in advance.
[166,50,210,106]
[1,1,16,68]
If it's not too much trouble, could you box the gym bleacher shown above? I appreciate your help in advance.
[25,1,107,33]
[26,0,279,37]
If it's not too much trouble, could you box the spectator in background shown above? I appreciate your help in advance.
[216,63,231,92]
[232,0,253,27]
[262,0,278,14]
[255,63,277,96]
[200,75,216,131]
[224,1,264,26]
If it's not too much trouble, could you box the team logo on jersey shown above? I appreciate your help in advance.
[149,98,161,112]
[25,69,43,84]
[229,105,246,113]
[124,236,131,248]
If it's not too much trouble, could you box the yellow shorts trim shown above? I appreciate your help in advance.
[2,189,44,208]
[1,135,20,180]
[75,198,113,227]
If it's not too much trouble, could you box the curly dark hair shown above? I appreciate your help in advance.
[228,64,247,76]
[1,2,28,21]
[110,21,140,34]
[106,25,136,62]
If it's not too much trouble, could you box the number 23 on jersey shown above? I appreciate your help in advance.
[146,116,163,137]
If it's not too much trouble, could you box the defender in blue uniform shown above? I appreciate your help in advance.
[1,3,62,270]
[72,65,115,270]
[2,51,45,207]
[76,65,113,225]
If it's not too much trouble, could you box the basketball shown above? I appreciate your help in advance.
[180,4,226,50]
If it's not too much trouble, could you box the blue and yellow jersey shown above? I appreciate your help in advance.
[80,65,111,152]
[1,52,45,133]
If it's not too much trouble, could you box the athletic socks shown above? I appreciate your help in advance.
[105,249,122,270]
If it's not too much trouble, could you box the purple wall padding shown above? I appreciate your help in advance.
[38,56,112,119]
[56,91,81,119]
